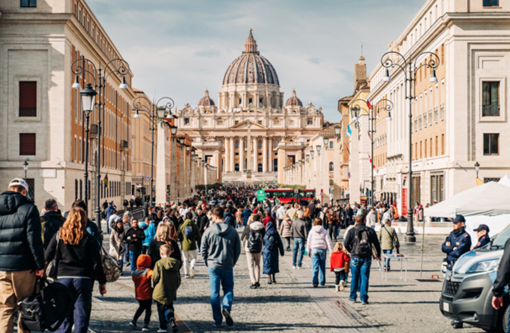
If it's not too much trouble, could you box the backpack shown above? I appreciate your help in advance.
[353,227,372,257]
[184,225,194,239]
[247,230,262,253]
[19,278,72,332]
[101,246,120,282]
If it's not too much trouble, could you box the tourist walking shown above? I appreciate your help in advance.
[344,215,381,304]
[177,212,201,279]
[291,211,308,269]
[124,218,146,272]
[140,216,157,254]
[241,215,265,289]
[263,222,285,284]
[201,207,241,328]
[130,254,153,332]
[40,198,66,249]
[110,220,126,276]
[327,210,339,241]
[45,207,107,333]
[330,242,350,292]
[279,216,292,251]
[0,178,45,333]
[379,218,400,271]
[307,218,334,287]
[147,224,182,270]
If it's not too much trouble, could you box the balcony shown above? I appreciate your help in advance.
[19,107,36,117]
[482,105,500,117]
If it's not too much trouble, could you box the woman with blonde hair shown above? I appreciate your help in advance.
[45,207,106,333]
[147,223,181,269]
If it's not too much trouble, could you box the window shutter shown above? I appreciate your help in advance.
[19,82,37,117]
[20,133,36,155]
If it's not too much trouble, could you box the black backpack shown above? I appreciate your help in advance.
[19,278,72,332]
[353,227,372,257]
[184,225,194,239]
[247,230,262,253]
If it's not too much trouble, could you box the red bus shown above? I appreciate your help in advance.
[265,189,296,205]
[298,189,316,204]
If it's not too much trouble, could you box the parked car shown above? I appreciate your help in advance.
[440,224,510,332]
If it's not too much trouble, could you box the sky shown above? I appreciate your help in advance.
[87,0,425,122]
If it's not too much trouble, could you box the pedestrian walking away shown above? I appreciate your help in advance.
[307,218,334,287]
[177,212,201,279]
[263,222,285,284]
[130,254,153,332]
[279,216,292,251]
[330,242,351,292]
[241,215,265,289]
[378,218,400,271]
[291,211,308,269]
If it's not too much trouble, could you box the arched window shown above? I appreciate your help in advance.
[258,163,263,172]
[329,162,334,171]
[235,140,239,149]
[258,140,262,149]
[274,139,279,148]
[235,163,239,172]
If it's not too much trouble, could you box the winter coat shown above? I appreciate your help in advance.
[291,218,308,239]
[109,225,126,260]
[177,219,201,251]
[195,214,209,231]
[241,209,252,225]
[330,250,350,272]
[123,227,145,252]
[200,222,241,270]
[241,221,265,253]
[306,225,334,254]
[132,254,153,301]
[223,212,236,229]
[0,191,45,271]
[140,221,157,247]
[152,257,181,305]
[40,211,66,249]
[279,219,292,238]
[379,225,400,250]
[276,206,287,220]
[147,239,182,270]
[262,223,284,275]
[263,216,276,229]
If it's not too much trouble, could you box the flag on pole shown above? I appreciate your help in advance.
[346,125,352,137]
[103,172,109,189]
[367,99,373,110]
[368,154,376,169]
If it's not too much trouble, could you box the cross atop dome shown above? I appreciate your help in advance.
[244,28,258,54]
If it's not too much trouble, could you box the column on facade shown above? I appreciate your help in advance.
[223,138,228,172]
[187,150,192,198]
[230,137,235,172]
[253,137,257,172]
[190,157,195,195]
[155,124,168,205]
[315,151,321,200]
[268,138,273,172]
[240,138,244,172]
[322,146,330,203]
[262,137,268,172]
[179,146,184,202]
[170,137,177,202]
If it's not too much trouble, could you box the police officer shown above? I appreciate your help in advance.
[472,224,490,250]
[442,214,472,329]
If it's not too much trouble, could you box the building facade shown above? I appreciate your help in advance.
[367,0,510,215]
[176,30,324,183]
[0,0,135,216]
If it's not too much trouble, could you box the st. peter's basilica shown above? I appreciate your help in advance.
[176,30,325,182]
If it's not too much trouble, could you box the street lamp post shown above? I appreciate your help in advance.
[133,96,175,206]
[72,56,130,235]
[381,50,440,243]
[23,159,29,179]
[349,99,394,207]
[475,162,480,179]
[79,83,97,207]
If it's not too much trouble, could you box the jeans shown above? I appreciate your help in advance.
[130,251,142,272]
[133,299,152,326]
[292,238,305,267]
[124,242,130,263]
[156,301,174,329]
[328,225,337,240]
[334,271,347,285]
[311,248,327,286]
[56,278,93,333]
[383,249,392,268]
[208,267,234,325]
[349,257,372,302]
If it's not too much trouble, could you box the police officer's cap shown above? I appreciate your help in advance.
[452,214,466,223]
[474,224,490,233]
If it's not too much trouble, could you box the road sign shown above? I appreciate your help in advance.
[273,180,277,183]
[294,189,298,194]
[257,189,265,201]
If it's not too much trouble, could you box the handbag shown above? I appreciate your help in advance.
[344,261,350,274]
[101,246,120,283]
[45,233,60,281]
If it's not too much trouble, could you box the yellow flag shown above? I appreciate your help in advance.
[476,177,484,186]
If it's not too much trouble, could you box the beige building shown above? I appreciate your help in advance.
[0,0,136,216]
[177,30,324,183]
[368,0,510,215]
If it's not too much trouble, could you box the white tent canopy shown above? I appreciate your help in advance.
[424,182,510,218]
[498,175,510,188]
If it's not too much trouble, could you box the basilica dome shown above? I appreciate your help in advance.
[222,29,280,86]
[285,89,303,107]
[198,90,215,106]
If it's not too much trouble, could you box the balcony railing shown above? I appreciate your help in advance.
[482,105,500,117]
[19,107,36,117]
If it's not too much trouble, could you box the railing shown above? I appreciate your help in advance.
[19,107,36,117]
[482,105,500,117]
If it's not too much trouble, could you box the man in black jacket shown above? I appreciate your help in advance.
[344,215,381,305]
[123,218,145,272]
[40,198,66,249]
[195,208,209,250]
[492,237,510,331]
[0,178,45,333]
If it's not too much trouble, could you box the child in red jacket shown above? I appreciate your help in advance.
[330,242,350,292]
[130,254,153,331]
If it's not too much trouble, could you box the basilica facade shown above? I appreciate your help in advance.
[176,30,324,182]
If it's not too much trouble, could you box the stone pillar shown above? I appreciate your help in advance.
[224,138,229,172]
[240,138,244,172]
[277,149,286,184]
[156,124,168,205]
[170,137,177,202]
[179,145,184,203]
[191,158,195,195]
[253,137,257,173]
[262,137,268,172]
[268,138,273,172]
[230,137,234,172]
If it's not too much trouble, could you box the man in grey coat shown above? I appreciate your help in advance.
[291,211,308,269]
[201,206,241,328]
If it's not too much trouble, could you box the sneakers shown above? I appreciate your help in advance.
[250,284,257,289]
[293,266,296,269]
[157,329,168,333]
[142,325,150,332]
[335,285,340,292]
[361,301,369,305]
[255,282,260,288]
[297,266,301,270]
[190,268,195,278]
[340,280,345,291]
[222,309,234,327]
[313,284,318,288]
[129,321,137,328]
[170,318,179,332]
[184,274,190,279]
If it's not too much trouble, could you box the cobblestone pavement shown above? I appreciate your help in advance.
[83,226,488,332]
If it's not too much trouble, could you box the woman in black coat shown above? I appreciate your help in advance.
[344,204,354,227]
[147,223,181,269]
[262,222,284,284]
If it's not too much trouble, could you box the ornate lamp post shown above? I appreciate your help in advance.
[79,83,97,206]
[23,159,29,179]
[381,50,440,242]
[475,162,481,179]
[72,56,130,234]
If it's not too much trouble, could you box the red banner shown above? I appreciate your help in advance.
[401,188,408,216]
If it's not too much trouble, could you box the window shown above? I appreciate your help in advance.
[219,139,223,146]
[235,140,239,149]
[274,139,279,148]
[441,134,445,155]
[235,163,239,172]
[259,98,263,106]
[217,120,223,126]
[20,134,36,155]
[20,0,36,7]
[239,98,242,105]
[257,120,262,125]
[19,82,37,117]
[483,0,499,6]
[482,82,500,117]
[431,174,444,203]
[258,163,262,172]
[424,140,427,158]
[483,134,499,155]
[435,136,438,156]
[249,98,253,105]
[234,120,238,125]
[274,120,280,125]
[184,118,190,125]
[258,141,262,149]
[75,179,78,200]
[307,118,313,125]
[329,162,334,171]
[329,141,334,149]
